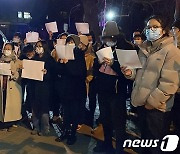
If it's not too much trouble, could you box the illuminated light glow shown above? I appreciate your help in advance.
[106,11,115,20]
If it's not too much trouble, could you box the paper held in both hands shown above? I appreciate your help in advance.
[55,44,75,60]
[96,47,114,63]
[0,63,11,75]
[22,60,45,81]
[116,49,142,69]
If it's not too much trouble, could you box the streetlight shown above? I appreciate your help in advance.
[68,4,81,28]
[106,11,115,20]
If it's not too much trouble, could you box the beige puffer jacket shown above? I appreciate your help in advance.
[129,36,180,112]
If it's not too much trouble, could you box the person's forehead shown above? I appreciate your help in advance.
[147,19,161,26]
[5,44,12,48]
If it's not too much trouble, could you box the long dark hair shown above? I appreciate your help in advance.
[34,40,50,58]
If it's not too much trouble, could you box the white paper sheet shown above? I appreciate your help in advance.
[116,49,142,68]
[45,21,58,33]
[65,44,75,60]
[55,44,75,60]
[75,23,89,34]
[26,32,39,43]
[96,47,114,63]
[0,63,11,76]
[57,39,66,45]
[22,60,45,81]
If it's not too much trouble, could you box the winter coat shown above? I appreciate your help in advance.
[94,45,128,97]
[57,47,87,100]
[0,59,22,122]
[85,51,95,94]
[129,37,180,112]
[31,53,56,115]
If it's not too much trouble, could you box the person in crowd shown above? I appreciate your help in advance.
[171,19,180,140]
[31,40,55,136]
[93,21,129,154]
[55,34,86,145]
[50,32,68,123]
[121,15,180,154]
[20,44,35,119]
[0,42,22,131]
[77,35,93,126]
[82,35,97,127]
[132,30,144,50]
[12,32,23,57]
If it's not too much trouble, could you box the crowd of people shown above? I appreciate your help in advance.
[0,15,180,154]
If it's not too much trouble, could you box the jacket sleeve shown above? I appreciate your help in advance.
[146,54,180,108]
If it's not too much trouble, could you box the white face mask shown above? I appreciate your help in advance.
[145,28,163,42]
[133,40,142,45]
[106,41,117,47]
[36,47,44,54]
[4,50,12,57]
[13,38,20,43]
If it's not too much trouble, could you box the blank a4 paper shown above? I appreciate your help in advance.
[116,49,142,69]
[0,63,11,76]
[96,47,114,63]
[55,44,75,60]
[22,60,45,81]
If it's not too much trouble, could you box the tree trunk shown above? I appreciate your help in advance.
[81,0,101,42]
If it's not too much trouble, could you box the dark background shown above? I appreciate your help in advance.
[0,0,177,41]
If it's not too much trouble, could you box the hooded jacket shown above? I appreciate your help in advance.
[129,36,180,112]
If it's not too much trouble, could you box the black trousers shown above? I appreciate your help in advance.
[88,78,98,126]
[98,93,126,153]
[63,97,81,135]
[138,107,171,154]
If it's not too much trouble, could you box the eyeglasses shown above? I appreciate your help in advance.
[145,25,162,31]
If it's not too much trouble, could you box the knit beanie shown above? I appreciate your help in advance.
[66,34,80,47]
[102,21,120,37]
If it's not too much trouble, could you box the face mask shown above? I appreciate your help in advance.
[89,41,93,44]
[13,38,20,43]
[4,50,12,57]
[133,40,142,45]
[27,56,33,59]
[36,47,44,54]
[106,41,117,47]
[145,28,163,42]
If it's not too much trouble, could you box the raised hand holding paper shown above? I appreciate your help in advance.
[96,47,114,63]
[116,49,142,68]
[26,32,39,43]
[22,60,45,81]
[75,23,89,34]
[45,22,58,33]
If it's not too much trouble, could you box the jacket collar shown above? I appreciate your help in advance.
[139,36,174,57]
